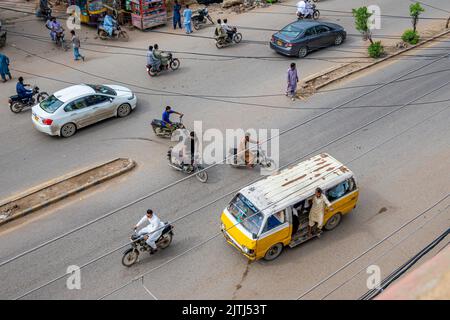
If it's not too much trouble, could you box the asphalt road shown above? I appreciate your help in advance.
[0,0,449,299]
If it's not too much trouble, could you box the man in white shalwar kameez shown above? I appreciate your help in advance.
[308,188,333,237]
[134,209,165,253]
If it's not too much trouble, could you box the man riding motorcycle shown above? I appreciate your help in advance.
[221,18,234,41]
[162,105,183,128]
[297,0,314,18]
[16,77,33,101]
[134,209,165,254]
[46,17,63,42]
[215,19,227,41]
[102,13,117,37]
[152,44,171,72]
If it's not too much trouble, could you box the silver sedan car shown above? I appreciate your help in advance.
[31,84,137,137]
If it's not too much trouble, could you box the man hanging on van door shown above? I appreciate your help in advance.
[308,188,333,237]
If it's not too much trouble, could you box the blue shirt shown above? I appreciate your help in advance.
[183,9,192,24]
[162,110,174,125]
[16,82,31,98]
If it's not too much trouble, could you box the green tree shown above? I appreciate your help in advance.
[352,7,373,44]
[409,2,425,33]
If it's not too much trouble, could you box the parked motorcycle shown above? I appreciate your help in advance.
[97,24,129,41]
[192,7,214,30]
[122,224,174,267]
[297,3,320,20]
[151,114,185,138]
[215,27,242,48]
[167,146,208,183]
[227,146,275,169]
[0,20,6,48]
[9,86,49,113]
[147,52,180,76]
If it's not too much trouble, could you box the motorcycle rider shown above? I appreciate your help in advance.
[238,132,259,168]
[152,44,171,72]
[16,77,33,101]
[146,45,156,68]
[162,106,183,128]
[134,209,165,254]
[215,19,227,41]
[46,17,62,42]
[221,18,234,41]
[102,12,117,37]
[297,0,314,18]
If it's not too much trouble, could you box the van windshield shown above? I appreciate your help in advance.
[227,194,264,235]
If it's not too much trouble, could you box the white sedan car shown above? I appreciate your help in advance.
[31,84,137,137]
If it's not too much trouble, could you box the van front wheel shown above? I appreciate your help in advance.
[264,243,283,261]
[324,213,342,231]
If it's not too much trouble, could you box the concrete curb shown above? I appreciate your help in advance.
[304,28,450,91]
[0,158,136,227]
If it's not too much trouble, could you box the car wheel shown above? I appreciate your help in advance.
[263,243,283,261]
[324,213,342,231]
[117,103,132,118]
[334,34,344,46]
[60,123,77,138]
[297,46,308,58]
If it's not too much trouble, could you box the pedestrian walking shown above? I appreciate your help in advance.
[286,62,299,101]
[0,53,12,82]
[183,4,193,34]
[173,0,182,30]
[70,30,85,61]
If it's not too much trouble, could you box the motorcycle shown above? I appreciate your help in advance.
[192,8,214,30]
[0,20,6,48]
[36,6,52,21]
[297,3,320,20]
[9,86,49,113]
[167,146,208,183]
[227,146,275,169]
[147,52,180,76]
[151,114,185,138]
[215,27,242,49]
[97,23,129,41]
[54,29,69,51]
[122,223,174,267]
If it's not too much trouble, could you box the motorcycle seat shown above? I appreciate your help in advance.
[162,224,172,234]
[151,119,165,127]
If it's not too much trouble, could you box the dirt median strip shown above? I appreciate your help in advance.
[0,158,136,226]
[301,28,450,96]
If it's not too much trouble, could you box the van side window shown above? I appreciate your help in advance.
[263,210,286,233]
[327,178,356,202]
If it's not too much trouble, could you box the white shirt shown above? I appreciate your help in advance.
[136,214,164,233]
[297,0,306,14]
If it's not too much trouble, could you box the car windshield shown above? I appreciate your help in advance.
[86,84,116,96]
[39,95,64,113]
[227,194,264,235]
[279,25,304,39]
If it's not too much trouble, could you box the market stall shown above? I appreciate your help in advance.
[130,0,167,30]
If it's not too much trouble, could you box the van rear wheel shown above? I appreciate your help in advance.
[324,213,342,231]
[264,243,283,261]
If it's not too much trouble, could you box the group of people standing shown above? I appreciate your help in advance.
[172,1,193,34]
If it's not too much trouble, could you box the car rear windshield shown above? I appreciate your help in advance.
[39,95,64,113]
[279,25,304,39]
[86,84,116,96]
[227,193,264,235]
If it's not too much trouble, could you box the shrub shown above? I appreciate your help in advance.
[402,29,420,45]
[368,41,384,58]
